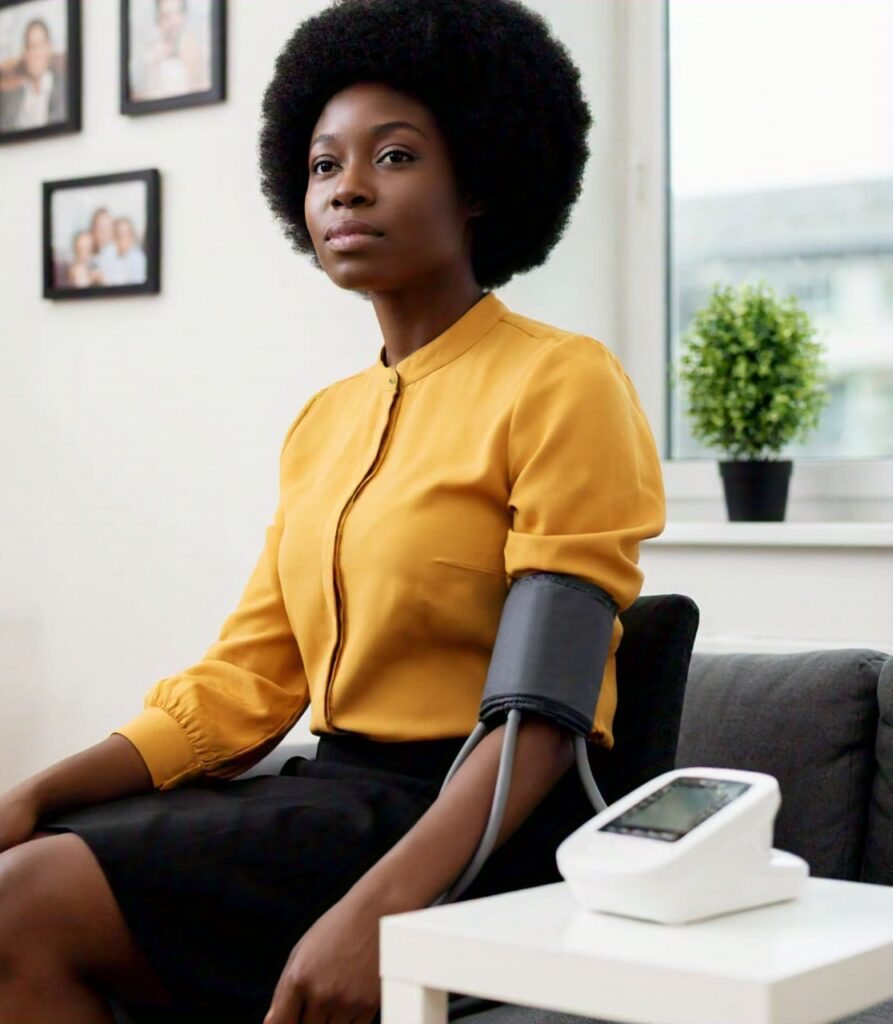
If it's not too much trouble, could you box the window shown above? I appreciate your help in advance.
[666,0,893,461]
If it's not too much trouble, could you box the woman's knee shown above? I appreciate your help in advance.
[0,838,51,979]
[0,834,101,971]
[0,833,174,1007]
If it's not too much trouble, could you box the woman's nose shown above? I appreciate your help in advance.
[331,160,374,208]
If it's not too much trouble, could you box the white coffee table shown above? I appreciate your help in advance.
[379,877,893,1024]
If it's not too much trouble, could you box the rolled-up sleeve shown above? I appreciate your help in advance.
[113,390,324,790]
[503,336,666,740]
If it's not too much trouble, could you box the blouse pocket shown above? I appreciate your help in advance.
[432,555,509,579]
[416,556,511,652]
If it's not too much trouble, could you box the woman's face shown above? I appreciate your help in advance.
[23,23,51,79]
[304,81,482,294]
[115,219,134,252]
[158,0,186,43]
[73,232,93,262]
[92,211,114,247]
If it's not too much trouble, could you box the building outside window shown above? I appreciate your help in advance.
[666,0,893,463]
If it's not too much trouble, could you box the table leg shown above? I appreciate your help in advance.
[381,977,448,1023]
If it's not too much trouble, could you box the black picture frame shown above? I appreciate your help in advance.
[120,0,225,116]
[0,0,81,145]
[43,168,162,300]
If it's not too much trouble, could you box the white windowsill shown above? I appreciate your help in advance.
[644,521,893,548]
[658,461,893,523]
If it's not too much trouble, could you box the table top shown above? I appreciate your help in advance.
[380,878,893,1024]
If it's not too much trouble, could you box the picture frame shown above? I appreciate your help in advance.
[120,0,225,116]
[43,168,161,300]
[0,0,81,145]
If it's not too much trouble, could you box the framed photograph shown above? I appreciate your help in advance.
[0,0,80,144]
[120,0,225,116]
[43,168,161,299]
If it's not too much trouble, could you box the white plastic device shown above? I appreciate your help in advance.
[555,766,809,924]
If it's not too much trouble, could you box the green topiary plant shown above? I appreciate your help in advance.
[671,280,832,460]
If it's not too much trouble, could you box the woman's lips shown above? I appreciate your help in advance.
[326,233,385,252]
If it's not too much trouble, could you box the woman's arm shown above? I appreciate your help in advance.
[264,719,576,1023]
[0,735,153,854]
[113,389,326,792]
[7,734,153,820]
[347,716,575,914]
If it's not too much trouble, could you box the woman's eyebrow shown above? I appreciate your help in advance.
[310,120,428,148]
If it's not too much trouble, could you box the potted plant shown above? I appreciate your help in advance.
[671,280,831,521]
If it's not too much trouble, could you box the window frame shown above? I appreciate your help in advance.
[613,0,892,522]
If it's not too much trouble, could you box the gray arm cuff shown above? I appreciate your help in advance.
[478,571,618,737]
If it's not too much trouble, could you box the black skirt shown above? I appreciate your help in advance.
[39,731,596,1023]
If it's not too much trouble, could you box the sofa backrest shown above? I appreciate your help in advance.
[588,593,700,806]
[674,649,891,883]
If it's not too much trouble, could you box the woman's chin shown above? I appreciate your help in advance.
[326,265,391,292]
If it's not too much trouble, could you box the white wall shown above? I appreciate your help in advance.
[0,0,616,789]
[641,525,893,655]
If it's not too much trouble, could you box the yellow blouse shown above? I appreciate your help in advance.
[114,291,666,790]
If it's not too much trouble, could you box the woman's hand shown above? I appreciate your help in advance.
[264,887,385,1024]
[0,790,41,854]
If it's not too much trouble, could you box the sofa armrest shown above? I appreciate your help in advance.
[863,655,893,884]
[236,737,320,779]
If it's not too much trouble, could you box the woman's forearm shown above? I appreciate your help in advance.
[348,717,576,914]
[8,734,154,818]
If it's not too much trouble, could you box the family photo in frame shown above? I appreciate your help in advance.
[7,0,226,299]
[43,168,161,299]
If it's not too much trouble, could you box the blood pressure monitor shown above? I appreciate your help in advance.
[556,767,809,924]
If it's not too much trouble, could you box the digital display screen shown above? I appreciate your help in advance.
[599,777,751,842]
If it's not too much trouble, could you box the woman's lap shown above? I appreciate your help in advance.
[39,755,440,1015]
[36,737,593,1017]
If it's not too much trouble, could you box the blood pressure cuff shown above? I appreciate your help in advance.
[479,571,619,737]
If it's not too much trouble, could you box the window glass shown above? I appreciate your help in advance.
[667,0,893,459]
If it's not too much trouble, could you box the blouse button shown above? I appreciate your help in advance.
[388,376,396,384]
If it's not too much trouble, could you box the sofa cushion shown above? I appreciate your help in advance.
[862,655,893,884]
[675,649,888,880]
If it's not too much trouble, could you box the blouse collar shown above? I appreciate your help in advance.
[371,291,508,391]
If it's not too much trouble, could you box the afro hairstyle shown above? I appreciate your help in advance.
[257,0,593,291]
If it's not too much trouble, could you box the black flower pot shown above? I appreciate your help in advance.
[718,459,793,521]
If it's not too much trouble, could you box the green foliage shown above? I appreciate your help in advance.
[670,280,832,460]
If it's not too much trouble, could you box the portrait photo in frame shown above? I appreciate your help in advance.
[120,0,225,116]
[0,0,81,144]
[43,168,161,299]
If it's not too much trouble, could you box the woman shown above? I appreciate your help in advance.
[0,1,666,1022]
[0,17,67,133]
[139,0,210,101]
[89,207,120,286]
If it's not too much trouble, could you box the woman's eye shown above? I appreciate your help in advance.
[311,150,413,174]
[380,149,413,164]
